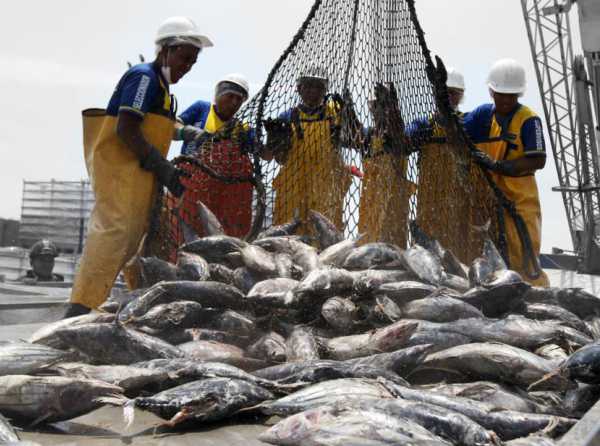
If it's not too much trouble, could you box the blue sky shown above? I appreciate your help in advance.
[0,0,581,252]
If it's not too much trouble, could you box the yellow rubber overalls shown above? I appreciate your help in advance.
[71,86,174,309]
[358,135,412,247]
[272,100,351,235]
[475,105,550,287]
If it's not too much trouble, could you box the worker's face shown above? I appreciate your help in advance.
[215,93,245,122]
[492,91,519,116]
[31,255,55,280]
[163,45,200,84]
[447,88,464,111]
[298,79,327,108]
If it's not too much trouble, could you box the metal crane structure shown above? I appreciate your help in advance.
[521,0,600,273]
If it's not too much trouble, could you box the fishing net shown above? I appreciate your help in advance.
[145,0,506,266]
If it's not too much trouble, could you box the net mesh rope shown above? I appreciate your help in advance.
[145,0,504,265]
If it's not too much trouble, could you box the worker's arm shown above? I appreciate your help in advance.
[475,154,545,176]
[116,111,156,160]
[116,111,187,197]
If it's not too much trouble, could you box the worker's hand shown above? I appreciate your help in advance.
[471,150,498,171]
[180,125,205,143]
[263,118,289,135]
[140,148,189,197]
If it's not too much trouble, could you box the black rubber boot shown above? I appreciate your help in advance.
[63,303,91,319]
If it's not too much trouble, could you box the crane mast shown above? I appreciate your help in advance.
[521,0,600,273]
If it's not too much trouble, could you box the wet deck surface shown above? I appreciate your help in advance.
[17,407,269,445]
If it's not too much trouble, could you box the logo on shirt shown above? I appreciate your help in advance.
[534,119,543,150]
[133,75,151,110]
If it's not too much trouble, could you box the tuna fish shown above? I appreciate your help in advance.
[423,381,560,415]
[286,328,320,362]
[139,256,178,287]
[254,344,432,381]
[321,297,360,332]
[247,332,287,363]
[420,342,575,391]
[292,268,355,306]
[556,341,600,384]
[208,263,235,284]
[101,378,274,426]
[323,320,418,360]
[524,287,600,319]
[119,281,246,320]
[176,251,210,281]
[260,404,452,446]
[374,280,437,304]
[246,278,298,308]
[255,216,302,240]
[127,300,219,331]
[0,341,74,376]
[212,310,257,339]
[241,244,279,277]
[0,375,122,423]
[258,378,395,416]
[396,295,484,322]
[355,398,500,446]
[180,235,247,263]
[29,313,115,350]
[54,322,184,365]
[352,269,415,297]
[196,200,225,236]
[342,243,404,270]
[233,267,267,294]
[402,244,445,285]
[52,363,174,395]
[177,340,267,371]
[319,239,359,267]
[254,237,321,275]
[520,302,590,336]
[134,359,287,392]
[382,381,576,440]
[308,210,344,250]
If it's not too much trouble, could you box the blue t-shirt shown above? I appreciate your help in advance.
[106,63,171,118]
[463,103,546,155]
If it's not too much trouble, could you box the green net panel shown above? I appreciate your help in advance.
[145,0,504,266]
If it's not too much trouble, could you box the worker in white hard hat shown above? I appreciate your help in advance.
[64,17,213,318]
[169,74,254,241]
[405,68,467,249]
[463,58,549,287]
[262,65,353,236]
[407,67,467,142]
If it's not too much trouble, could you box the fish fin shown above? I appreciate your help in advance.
[123,398,136,429]
[527,369,562,391]
[30,411,53,427]
[541,416,560,436]
[95,394,130,407]
[162,406,195,427]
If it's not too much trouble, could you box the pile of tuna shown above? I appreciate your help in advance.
[3,209,600,445]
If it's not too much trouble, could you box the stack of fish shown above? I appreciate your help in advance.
[2,206,600,445]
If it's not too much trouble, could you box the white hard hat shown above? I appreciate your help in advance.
[487,58,526,95]
[216,73,250,99]
[155,16,213,50]
[297,65,329,88]
[446,68,465,90]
